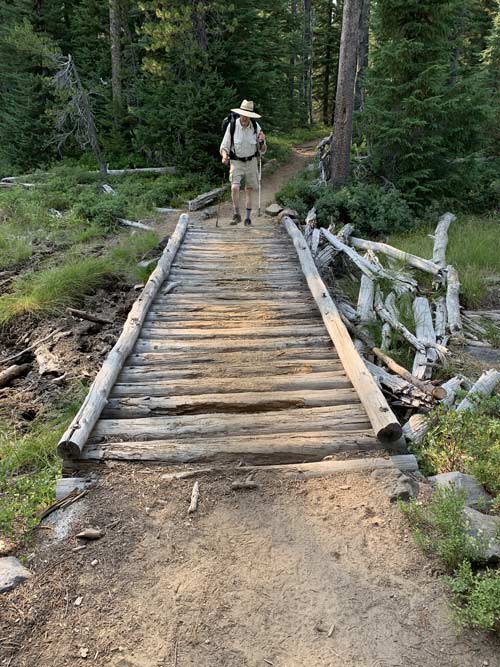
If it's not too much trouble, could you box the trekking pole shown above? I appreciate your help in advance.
[258,154,262,217]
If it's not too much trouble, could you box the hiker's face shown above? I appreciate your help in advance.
[240,115,250,127]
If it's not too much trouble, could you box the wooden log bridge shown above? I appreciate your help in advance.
[58,213,407,471]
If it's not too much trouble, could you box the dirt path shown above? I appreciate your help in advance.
[2,144,500,667]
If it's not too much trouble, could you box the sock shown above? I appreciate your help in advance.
[245,208,252,220]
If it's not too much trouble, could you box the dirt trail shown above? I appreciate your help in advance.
[2,144,500,667]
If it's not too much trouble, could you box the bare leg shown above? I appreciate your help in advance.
[231,184,240,213]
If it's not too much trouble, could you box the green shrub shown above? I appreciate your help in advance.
[448,561,500,632]
[72,189,127,227]
[0,225,33,269]
[401,487,485,570]
[412,397,500,505]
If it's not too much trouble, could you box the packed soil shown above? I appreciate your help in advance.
[2,465,500,667]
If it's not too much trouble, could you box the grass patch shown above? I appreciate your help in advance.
[0,224,33,269]
[389,214,500,308]
[0,387,85,539]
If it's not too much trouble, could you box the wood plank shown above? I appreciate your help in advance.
[89,404,372,443]
[103,388,360,417]
[112,370,352,397]
[81,431,378,464]
[241,455,419,478]
[133,336,333,354]
[117,359,344,382]
[143,315,324,326]
[126,348,340,366]
[139,324,326,338]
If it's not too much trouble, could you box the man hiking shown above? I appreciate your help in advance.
[220,99,267,226]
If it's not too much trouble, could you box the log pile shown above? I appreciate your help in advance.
[295,210,500,441]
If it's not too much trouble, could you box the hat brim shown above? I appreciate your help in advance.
[231,107,261,119]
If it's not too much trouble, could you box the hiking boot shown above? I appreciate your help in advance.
[244,217,252,226]
[230,213,241,225]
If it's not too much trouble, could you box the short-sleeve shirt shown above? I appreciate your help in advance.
[220,118,262,159]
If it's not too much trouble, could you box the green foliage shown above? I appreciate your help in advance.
[0,387,85,537]
[448,561,500,632]
[276,171,415,235]
[412,397,500,504]
[389,214,500,308]
[0,224,33,269]
[72,189,127,227]
[401,487,484,570]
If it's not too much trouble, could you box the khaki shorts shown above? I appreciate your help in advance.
[229,157,258,190]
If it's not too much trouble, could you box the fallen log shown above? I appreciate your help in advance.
[432,212,456,269]
[402,414,429,444]
[35,345,64,376]
[0,328,63,366]
[350,237,443,278]
[412,297,438,380]
[456,369,500,412]
[0,363,31,388]
[356,266,375,324]
[283,216,402,443]
[365,360,433,410]
[440,375,463,409]
[446,265,462,334]
[57,214,188,460]
[66,308,112,325]
[117,217,154,231]
[434,296,448,345]
[187,185,228,212]
[374,290,425,353]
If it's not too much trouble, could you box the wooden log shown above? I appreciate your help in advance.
[57,214,189,459]
[311,228,320,256]
[381,324,392,352]
[117,217,154,231]
[446,265,462,334]
[356,272,375,323]
[456,369,500,412]
[0,328,63,366]
[66,308,112,325]
[432,212,456,269]
[188,481,200,514]
[374,290,425,353]
[440,375,463,409]
[412,297,438,380]
[321,228,417,293]
[187,185,228,211]
[0,363,31,388]
[434,296,448,345]
[364,360,433,409]
[282,217,402,443]
[371,347,445,400]
[350,237,443,278]
[402,414,429,444]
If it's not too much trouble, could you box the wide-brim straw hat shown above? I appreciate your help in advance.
[231,99,261,118]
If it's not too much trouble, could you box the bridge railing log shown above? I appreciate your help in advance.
[283,216,402,444]
[57,213,189,460]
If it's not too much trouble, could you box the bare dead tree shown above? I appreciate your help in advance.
[50,53,107,175]
[329,0,362,187]
[109,0,123,117]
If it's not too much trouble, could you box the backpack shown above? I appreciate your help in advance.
[222,111,259,159]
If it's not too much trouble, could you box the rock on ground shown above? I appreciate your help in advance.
[371,468,419,502]
[0,557,31,593]
[462,507,500,563]
[265,203,282,216]
[429,472,492,511]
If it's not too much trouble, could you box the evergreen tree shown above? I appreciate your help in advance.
[363,0,490,208]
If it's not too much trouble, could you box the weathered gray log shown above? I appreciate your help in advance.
[456,369,500,412]
[283,217,402,443]
[117,217,154,231]
[57,213,189,459]
[66,308,112,325]
[0,364,31,388]
[0,328,63,367]
[311,228,320,256]
[187,186,228,211]
[356,268,375,323]
[381,323,392,352]
[432,212,456,269]
[440,375,463,409]
[412,297,438,380]
[364,360,433,409]
[322,228,417,293]
[402,414,429,444]
[434,296,448,345]
[155,207,183,214]
[446,265,462,334]
[370,347,445,400]
[374,290,425,353]
[350,237,443,278]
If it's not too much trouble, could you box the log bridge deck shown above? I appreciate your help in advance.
[58,214,408,471]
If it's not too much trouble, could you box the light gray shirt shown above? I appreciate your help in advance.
[220,118,264,159]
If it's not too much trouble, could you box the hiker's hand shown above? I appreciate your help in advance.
[221,153,230,165]
[258,131,265,143]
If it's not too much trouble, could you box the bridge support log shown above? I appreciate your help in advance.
[57,213,189,460]
[282,216,403,444]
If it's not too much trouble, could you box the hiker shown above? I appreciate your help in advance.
[220,99,266,226]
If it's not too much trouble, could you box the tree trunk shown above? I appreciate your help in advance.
[302,0,313,125]
[191,0,208,51]
[321,0,334,124]
[109,0,122,117]
[354,0,370,111]
[329,0,362,187]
